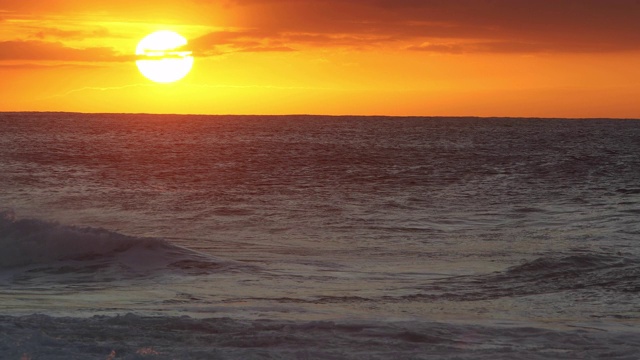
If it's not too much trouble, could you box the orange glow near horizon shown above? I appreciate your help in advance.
[1,0,640,118]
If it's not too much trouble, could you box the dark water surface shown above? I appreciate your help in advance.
[1,113,639,358]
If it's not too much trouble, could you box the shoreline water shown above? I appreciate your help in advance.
[3,313,639,360]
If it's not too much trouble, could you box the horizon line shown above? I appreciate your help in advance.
[1,110,639,121]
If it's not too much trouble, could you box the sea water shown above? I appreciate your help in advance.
[0,113,639,359]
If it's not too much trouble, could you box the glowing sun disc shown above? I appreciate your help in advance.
[136,30,194,83]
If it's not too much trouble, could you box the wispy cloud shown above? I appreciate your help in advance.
[210,0,640,54]
[31,27,113,41]
[2,0,640,56]
[0,40,132,62]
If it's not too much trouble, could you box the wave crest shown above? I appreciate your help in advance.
[400,252,640,302]
[505,253,629,277]
[0,211,233,281]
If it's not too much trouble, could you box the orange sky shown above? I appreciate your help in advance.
[1,0,639,118]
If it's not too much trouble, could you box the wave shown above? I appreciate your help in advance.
[505,252,628,277]
[232,252,640,307]
[485,252,639,294]
[0,211,239,283]
[409,252,640,302]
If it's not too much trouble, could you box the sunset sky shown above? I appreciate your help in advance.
[1,0,639,117]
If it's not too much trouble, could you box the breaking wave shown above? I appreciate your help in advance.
[255,252,640,305]
[0,211,238,282]
[408,251,640,302]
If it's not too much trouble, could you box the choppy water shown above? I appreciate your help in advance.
[1,113,639,359]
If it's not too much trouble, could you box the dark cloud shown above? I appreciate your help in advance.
[236,45,295,53]
[0,62,107,69]
[189,28,398,55]
[223,0,640,53]
[2,0,640,55]
[407,40,640,55]
[190,30,299,55]
[0,40,132,62]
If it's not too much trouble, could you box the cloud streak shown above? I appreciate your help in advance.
[2,0,640,59]
[31,27,113,41]
[216,0,640,53]
[0,40,131,62]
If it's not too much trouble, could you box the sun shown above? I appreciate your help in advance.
[136,30,194,83]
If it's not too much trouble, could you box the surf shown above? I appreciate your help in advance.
[0,211,242,284]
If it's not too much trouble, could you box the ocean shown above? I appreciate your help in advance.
[1,112,639,359]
